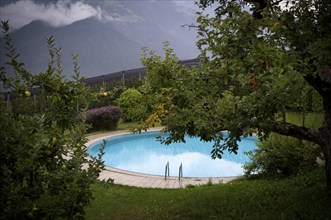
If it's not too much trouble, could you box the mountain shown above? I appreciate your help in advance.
[0,0,199,78]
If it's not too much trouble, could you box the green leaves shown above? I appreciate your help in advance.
[117,88,147,121]
[244,133,320,177]
[136,0,329,165]
[0,23,104,219]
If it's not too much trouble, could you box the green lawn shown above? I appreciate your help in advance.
[86,121,160,134]
[89,111,324,135]
[286,112,324,129]
[85,113,328,219]
[117,121,140,130]
[84,121,140,137]
[85,168,330,220]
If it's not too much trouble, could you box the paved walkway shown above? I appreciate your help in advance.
[86,129,240,189]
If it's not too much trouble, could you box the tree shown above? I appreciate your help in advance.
[138,0,331,189]
[0,21,106,219]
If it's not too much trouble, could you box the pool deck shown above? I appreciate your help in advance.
[86,128,241,189]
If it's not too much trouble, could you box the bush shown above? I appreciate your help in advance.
[244,133,321,177]
[117,88,146,121]
[0,22,106,219]
[87,106,122,131]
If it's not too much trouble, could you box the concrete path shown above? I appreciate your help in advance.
[86,129,240,189]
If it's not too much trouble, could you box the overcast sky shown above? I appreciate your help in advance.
[1,0,115,29]
[0,0,200,30]
[0,0,293,30]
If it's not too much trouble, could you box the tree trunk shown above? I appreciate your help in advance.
[302,67,331,190]
[321,139,331,191]
[320,95,331,191]
[270,88,331,190]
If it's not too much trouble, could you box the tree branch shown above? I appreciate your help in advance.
[244,0,283,18]
[244,0,268,19]
[180,24,199,30]
[271,121,321,144]
[304,68,331,99]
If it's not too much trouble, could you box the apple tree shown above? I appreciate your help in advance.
[138,0,331,189]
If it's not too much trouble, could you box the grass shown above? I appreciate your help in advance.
[286,112,324,129]
[88,111,323,136]
[117,121,162,131]
[84,121,139,137]
[117,121,140,130]
[86,121,161,136]
[85,113,328,219]
[86,112,323,136]
[85,167,331,220]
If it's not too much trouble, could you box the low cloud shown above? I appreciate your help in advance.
[0,0,118,29]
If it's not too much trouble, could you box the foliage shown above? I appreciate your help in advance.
[117,88,147,121]
[139,18,320,155]
[244,133,321,176]
[88,76,144,110]
[137,44,194,138]
[137,0,331,188]
[0,21,106,219]
[4,71,144,114]
[86,106,123,131]
[89,85,122,109]
[85,167,331,220]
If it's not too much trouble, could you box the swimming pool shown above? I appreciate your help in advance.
[88,131,257,178]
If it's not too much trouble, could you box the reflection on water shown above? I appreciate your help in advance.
[120,152,244,177]
[88,132,257,177]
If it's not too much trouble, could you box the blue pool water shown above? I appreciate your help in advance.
[88,131,257,178]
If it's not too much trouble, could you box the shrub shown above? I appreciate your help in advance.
[0,22,106,219]
[244,133,321,177]
[87,106,122,131]
[117,88,146,121]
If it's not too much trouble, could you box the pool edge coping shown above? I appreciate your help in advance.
[86,128,243,188]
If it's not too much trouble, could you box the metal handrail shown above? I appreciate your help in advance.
[179,163,183,181]
[165,161,170,180]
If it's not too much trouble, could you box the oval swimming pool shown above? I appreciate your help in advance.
[88,131,257,178]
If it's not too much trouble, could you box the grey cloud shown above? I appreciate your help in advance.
[0,0,118,29]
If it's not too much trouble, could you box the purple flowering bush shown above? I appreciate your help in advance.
[87,106,123,131]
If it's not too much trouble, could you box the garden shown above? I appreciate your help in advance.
[1,0,331,219]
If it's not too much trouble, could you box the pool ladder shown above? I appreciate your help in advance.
[165,161,170,180]
[164,161,183,180]
[179,163,183,181]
